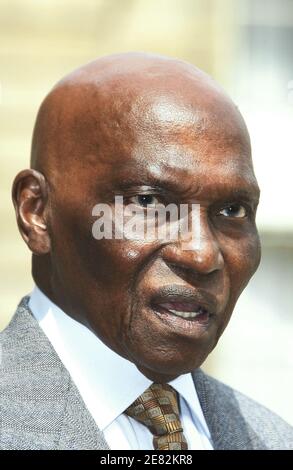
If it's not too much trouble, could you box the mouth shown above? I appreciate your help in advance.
[154,302,211,322]
[149,285,218,333]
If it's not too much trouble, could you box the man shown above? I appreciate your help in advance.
[1,52,292,450]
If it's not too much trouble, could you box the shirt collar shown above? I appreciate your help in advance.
[29,285,208,436]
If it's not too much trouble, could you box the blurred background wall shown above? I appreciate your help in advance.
[0,0,292,424]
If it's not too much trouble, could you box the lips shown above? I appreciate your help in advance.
[156,302,209,320]
[150,285,217,327]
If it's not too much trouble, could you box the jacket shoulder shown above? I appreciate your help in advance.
[0,296,62,370]
[0,297,107,450]
[0,298,70,449]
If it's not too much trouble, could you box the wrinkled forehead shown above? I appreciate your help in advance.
[74,78,247,146]
[88,81,251,179]
[33,66,253,187]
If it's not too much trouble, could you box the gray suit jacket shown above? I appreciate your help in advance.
[0,297,292,450]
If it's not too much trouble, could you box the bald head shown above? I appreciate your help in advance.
[30,52,250,180]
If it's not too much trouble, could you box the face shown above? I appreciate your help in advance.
[14,77,261,382]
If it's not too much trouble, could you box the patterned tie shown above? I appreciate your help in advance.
[125,383,188,450]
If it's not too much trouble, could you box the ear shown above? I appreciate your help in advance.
[12,169,51,255]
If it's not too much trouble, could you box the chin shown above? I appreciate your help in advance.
[133,347,211,381]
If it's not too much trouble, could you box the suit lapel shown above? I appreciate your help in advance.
[57,378,110,450]
[192,369,265,450]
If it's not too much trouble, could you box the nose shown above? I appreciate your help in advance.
[162,216,224,275]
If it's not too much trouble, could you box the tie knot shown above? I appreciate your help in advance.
[125,383,188,450]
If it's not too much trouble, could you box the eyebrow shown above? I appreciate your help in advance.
[116,177,185,194]
[229,186,260,200]
[113,166,260,203]
[117,175,260,199]
[213,184,260,207]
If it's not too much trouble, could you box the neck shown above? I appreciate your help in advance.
[137,365,179,384]
[32,255,53,299]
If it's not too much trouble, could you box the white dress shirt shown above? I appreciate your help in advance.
[28,286,213,450]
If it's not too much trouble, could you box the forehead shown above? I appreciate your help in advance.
[92,77,250,150]
[50,76,256,197]
[93,92,254,189]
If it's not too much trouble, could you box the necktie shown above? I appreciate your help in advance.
[125,383,188,450]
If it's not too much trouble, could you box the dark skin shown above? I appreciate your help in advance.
[12,52,261,383]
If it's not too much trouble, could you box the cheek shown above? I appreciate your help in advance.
[225,232,261,300]
[85,239,158,290]
[214,232,260,337]
[50,211,159,351]
[82,239,163,353]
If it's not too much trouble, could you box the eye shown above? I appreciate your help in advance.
[130,194,160,208]
[218,204,247,218]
